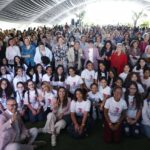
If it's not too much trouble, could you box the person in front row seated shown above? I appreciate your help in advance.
[39,87,71,147]
[87,83,101,120]
[24,80,44,123]
[0,97,38,150]
[104,86,127,143]
[67,88,92,138]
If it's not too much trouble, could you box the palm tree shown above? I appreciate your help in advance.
[132,10,147,27]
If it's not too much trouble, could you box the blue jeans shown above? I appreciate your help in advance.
[142,124,150,139]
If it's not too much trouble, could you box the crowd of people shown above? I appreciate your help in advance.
[0,24,150,149]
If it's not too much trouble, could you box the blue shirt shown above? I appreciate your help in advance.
[21,44,36,66]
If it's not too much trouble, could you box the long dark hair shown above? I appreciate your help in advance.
[53,65,65,82]
[26,80,38,104]
[125,81,142,110]
[100,40,113,57]
[135,58,148,70]
[0,78,12,98]
[57,87,68,108]
[74,88,87,101]
[34,64,45,84]
[0,65,10,77]
[97,61,107,81]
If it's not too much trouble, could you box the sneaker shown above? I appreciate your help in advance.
[51,134,56,147]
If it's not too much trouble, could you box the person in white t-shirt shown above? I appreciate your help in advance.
[40,81,57,117]
[65,67,83,98]
[33,64,45,88]
[39,87,71,147]
[98,77,111,110]
[67,88,92,138]
[24,80,44,123]
[119,65,130,82]
[87,83,101,120]
[0,78,13,113]
[52,65,66,89]
[141,68,150,90]
[6,38,21,65]
[142,90,150,139]
[125,72,145,94]
[124,82,142,137]
[81,61,95,90]
[42,66,53,84]
[14,82,26,118]
[104,86,127,143]
[0,65,13,83]
[94,61,108,84]
[13,67,30,91]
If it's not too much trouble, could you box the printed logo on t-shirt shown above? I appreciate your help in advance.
[110,107,120,116]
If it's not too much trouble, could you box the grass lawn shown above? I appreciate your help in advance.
[26,122,150,150]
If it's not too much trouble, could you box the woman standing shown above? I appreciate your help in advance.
[111,43,128,74]
[21,37,36,66]
[104,86,127,143]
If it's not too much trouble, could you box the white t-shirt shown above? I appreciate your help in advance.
[33,73,43,83]
[142,99,150,126]
[119,72,128,81]
[42,74,53,83]
[126,95,138,119]
[141,76,150,89]
[81,69,95,89]
[70,100,91,116]
[88,48,93,62]
[24,89,41,110]
[42,90,57,111]
[87,91,100,103]
[0,74,12,83]
[137,83,144,94]
[94,72,106,80]
[15,91,24,111]
[98,85,111,101]
[65,75,83,94]
[0,91,7,109]
[13,75,30,91]
[104,97,127,123]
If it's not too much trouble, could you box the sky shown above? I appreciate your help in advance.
[0,0,150,30]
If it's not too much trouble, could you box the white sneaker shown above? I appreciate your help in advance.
[51,134,56,147]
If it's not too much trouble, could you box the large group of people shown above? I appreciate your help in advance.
[0,24,150,149]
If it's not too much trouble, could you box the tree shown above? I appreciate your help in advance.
[75,10,86,26]
[132,10,147,27]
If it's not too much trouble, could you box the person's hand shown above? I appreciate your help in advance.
[32,109,37,116]
[79,125,84,135]
[11,112,17,123]
[113,123,120,131]
[130,119,137,125]
[74,124,79,132]
[58,113,64,120]
[37,95,44,102]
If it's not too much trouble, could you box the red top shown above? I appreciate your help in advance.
[111,52,128,74]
